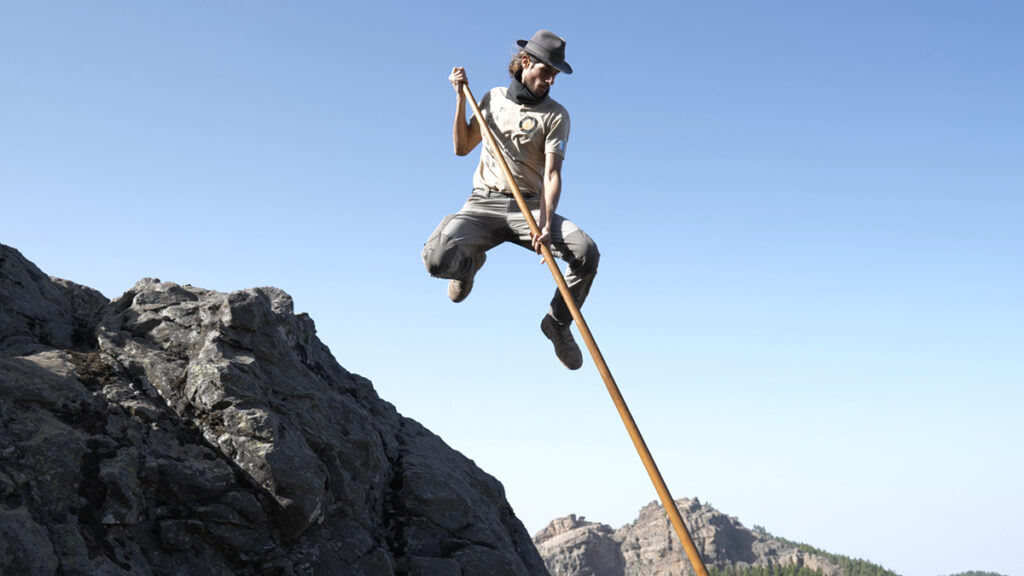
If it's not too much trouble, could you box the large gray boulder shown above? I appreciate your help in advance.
[0,244,548,576]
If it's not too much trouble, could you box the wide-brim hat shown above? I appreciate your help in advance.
[517,29,573,75]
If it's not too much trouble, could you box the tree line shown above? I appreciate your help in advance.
[710,527,1006,576]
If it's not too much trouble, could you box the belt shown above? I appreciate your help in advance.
[478,188,536,199]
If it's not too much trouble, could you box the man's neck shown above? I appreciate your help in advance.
[507,77,547,106]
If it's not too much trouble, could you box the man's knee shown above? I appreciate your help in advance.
[423,240,460,278]
[423,215,459,277]
[568,231,600,276]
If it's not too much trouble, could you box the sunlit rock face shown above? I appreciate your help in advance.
[0,243,548,576]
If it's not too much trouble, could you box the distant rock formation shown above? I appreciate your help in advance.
[534,499,841,576]
[0,244,548,575]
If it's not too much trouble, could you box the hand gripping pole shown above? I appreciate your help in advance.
[460,83,709,576]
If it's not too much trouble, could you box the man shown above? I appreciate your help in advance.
[422,30,599,370]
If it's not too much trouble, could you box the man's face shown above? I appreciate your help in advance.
[521,55,559,97]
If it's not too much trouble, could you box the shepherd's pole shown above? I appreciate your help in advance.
[460,82,710,576]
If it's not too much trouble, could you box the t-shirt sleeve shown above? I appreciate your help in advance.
[474,90,491,130]
[545,110,570,158]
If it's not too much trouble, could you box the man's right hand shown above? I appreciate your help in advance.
[449,67,468,92]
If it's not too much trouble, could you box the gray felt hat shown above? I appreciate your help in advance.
[517,30,573,75]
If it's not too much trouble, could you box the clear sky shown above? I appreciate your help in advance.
[3,2,1021,575]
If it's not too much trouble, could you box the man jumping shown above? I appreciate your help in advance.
[422,29,599,370]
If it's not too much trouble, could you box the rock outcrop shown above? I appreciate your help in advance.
[0,244,548,575]
[533,516,624,576]
[534,499,842,576]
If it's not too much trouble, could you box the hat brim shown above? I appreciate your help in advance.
[516,39,573,75]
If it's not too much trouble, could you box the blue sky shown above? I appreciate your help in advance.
[2,2,1021,575]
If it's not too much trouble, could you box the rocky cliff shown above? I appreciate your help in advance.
[534,499,842,576]
[0,244,548,575]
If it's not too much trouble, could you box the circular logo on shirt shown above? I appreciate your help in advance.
[519,116,538,133]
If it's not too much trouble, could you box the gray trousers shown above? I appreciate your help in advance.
[422,189,600,325]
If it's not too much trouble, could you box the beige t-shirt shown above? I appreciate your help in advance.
[472,87,570,197]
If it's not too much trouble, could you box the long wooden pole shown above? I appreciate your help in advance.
[461,83,710,576]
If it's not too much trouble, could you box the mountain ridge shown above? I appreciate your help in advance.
[534,498,900,576]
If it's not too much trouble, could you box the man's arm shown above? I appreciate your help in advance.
[449,67,482,156]
[532,152,563,253]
